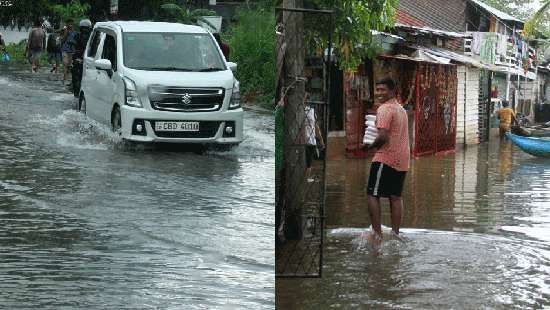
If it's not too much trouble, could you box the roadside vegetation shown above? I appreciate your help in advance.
[2,1,274,109]
[225,6,275,109]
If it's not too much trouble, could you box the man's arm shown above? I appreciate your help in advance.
[363,128,389,151]
[315,124,325,149]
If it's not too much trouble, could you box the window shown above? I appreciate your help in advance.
[102,34,117,71]
[88,31,102,58]
[122,32,225,71]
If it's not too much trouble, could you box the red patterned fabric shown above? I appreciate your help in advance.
[414,64,457,156]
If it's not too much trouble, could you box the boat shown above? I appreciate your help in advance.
[511,124,550,138]
[506,132,550,158]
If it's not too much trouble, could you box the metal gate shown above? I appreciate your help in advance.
[478,70,491,143]
[275,7,333,278]
[414,63,458,157]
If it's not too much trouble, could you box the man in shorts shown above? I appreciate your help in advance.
[363,78,410,245]
[26,20,46,72]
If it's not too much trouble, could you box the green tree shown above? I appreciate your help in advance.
[524,1,550,37]
[294,0,399,70]
[50,0,91,27]
[309,0,400,70]
[0,0,49,29]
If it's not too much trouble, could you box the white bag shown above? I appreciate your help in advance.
[363,114,378,145]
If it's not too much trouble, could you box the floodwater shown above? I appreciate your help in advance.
[0,65,274,309]
[277,136,550,309]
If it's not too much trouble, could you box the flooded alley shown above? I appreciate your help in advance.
[0,65,274,309]
[277,136,550,309]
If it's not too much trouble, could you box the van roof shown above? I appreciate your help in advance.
[94,21,209,34]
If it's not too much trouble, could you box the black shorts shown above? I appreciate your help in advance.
[305,145,316,168]
[367,162,407,198]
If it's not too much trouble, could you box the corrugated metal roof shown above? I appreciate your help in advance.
[379,54,452,65]
[421,47,488,68]
[468,0,523,24]
[371,30,405,41]
[395,23,467,38]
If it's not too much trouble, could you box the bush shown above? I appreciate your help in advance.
[227,7,275,109]
[4,40,48,65]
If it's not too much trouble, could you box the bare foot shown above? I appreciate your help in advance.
[363,231,382,249]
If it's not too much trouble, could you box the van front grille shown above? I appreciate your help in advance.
[148,86,225,112]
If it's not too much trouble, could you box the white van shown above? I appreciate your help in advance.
[79,21,243,145]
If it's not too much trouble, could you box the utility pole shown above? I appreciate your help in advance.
[282,0,306,239]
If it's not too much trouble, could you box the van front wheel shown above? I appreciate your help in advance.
[111,106,122,135]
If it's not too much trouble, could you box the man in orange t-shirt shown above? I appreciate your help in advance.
[362,77,410,245]
[497,100,517,138]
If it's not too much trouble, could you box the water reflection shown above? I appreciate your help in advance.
[277,137,550,309]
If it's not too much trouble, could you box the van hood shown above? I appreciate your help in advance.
[123,68,236,90]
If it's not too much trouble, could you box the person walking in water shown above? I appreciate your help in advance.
[497,100,518,138]
[362,78,410,246]
[46,27,62,74]
[61,19,77,85]
[27,20,46,72]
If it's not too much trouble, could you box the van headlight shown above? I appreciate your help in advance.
[123,77,142,108]
[229,80,241,110]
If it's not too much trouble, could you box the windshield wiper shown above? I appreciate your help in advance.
[131,66,159,70]
[156,67,195,71]
[131,66,194,71]
[197,67,225,72]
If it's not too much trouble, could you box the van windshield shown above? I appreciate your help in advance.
[122,32,226,71]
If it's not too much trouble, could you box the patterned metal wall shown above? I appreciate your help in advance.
[275,7,333,278]
[478,70,491,143]
[414,64,458,156]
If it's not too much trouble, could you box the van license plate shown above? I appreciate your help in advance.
[155,121,199,132]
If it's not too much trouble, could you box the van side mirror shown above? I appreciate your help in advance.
[227,62,237,72]
[95,59,113,78]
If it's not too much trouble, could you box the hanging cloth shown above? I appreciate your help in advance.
[471,32,483,55]
[496,34,508,56]
[480,33,497,64]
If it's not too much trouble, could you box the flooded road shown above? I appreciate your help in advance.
[0,65,274,309]
[277,137,550,309]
